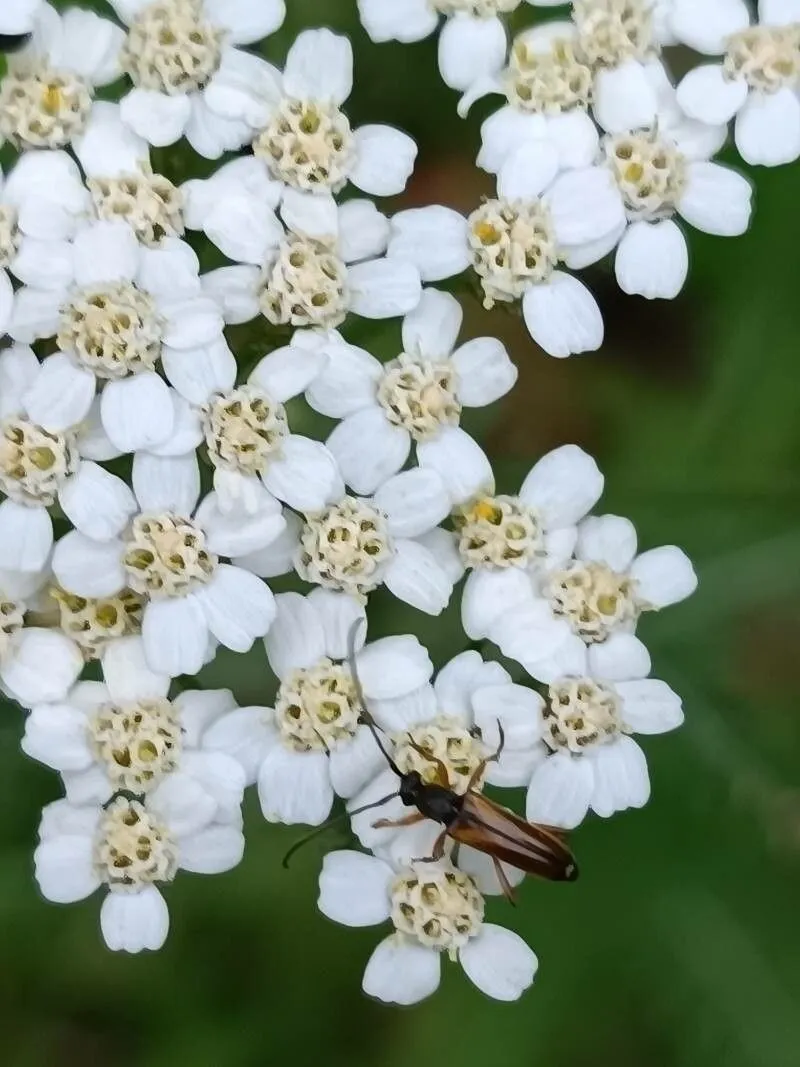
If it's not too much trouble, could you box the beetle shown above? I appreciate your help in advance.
[283,623,578,899]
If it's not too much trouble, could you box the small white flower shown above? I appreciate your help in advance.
[202,28,417,213]
[202,341,343,515]
[0,2,124,150]
[490,636,684,828]
[50,451,280,677]
[23,633,246,809]
[347,648,545,897]
[318,851,538,1004]
[306,288,517,495]
[418,442,603,641]
[490,513,698,683]
[184,161,422,331]
[0,565,84,708]
[8,219,231,454]
[1,0,44,36]
[674,0,800,166]
[571,68,753,299]
[204,588,433,826]
[461,21,600,177]
[387,167,626,357]
[571,0,676,134]
[34,786,245,953]
[290,468,465,616]
[112,0,286,158]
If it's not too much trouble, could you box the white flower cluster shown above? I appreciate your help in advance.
[4,0,790,1004]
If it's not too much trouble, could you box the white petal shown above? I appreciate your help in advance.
[593,59,658,133]
[196,565,276,653]
[617,679,684,734]
[12,237,73,290]
[162,337,236,406]
[22,352,94,432]
[173,686,237,746]
[248,344,327,403]
[102,634,170,703]
[523,273,603,358]
[201,265,260,324]
[485,743,548,788]
[401,288,462,360]
[202,193,283,266]
[348,767,406,848]
[356,635,433,700]
[356,0,438,43]
[203,47,281,127]
[478,105,548,172]
[630,545,698,607]
[196,488,285,556]
[0,499,52,573]
[178,825,244,873]
[132,452,200,516]
[589,736,650,817]
[374,468,451,540]
[546,166,626,247]
[460,566,533,641]
[384,537,455,615]
[72,220,139,288]
[37,796,100,840]
[519,444,604,528]
[370,682,438,734]
[7,286,62,343]
[490,600,578,679]
[265,591,327,678]
[547,110,600,169]
[261,436,344,512]
[0,343,39,418]
[348,258,422,319]
[434,650,509,719]
[2,629,83,706]
[526,752,594,829]
[21,701,93,772]
[142,596,209,676]
[101,373,174,454]
[351,124,417,196]
[146,392,203,458]
[576,514,637,571]
[678,161,753,236]
[120,88,190,145]
[676,64,747,125]
[204,0,285,43]
[735,87,800,167]
[181,749,246,820]
[161,294,224,350]
[59,7,124,84]
[72,100,148,177]
[283,28,353,105]
[587,632,652,682]
[669,0,750,53]
[461,925,537,1001]
[100,885,169,953]
[523,632,589,685]
[59,461,136,541]
[149,770,217,837]
[77,398,123,462]
[388,207,470,282]
[258,746,333,825]
[760,0,800,23]
[318,850,393,925]
[457,846,526,896]
[305,341,381,418]
[52,531,125,597]
[34,835,100,903]
[438,12,507,91]
[363,936,440,1006]
[615,219,689,300]
[414,526,464,585]
[233,508,302,578]
[326,407,410,495]
[0,0,39,35]
[451,336,517,407]
[4,151,87,239]
[472,683,544,753]
[307,587,366,661]
[417,426,493,506]
[280,188,338,243]
[185,92,252,159]
[336,200,390,263]
[328,726,387,799]
[202,706,273,784]
[498,139,559,200]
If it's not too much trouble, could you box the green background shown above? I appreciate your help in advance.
[2,2,799,1064]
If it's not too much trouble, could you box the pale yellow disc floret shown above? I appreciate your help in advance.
[468,198,558,309]
[295,497,393,598]
[121,0,224,95]
[545,677,623,752]
[50,586,144,660]
[390,865,484,959]
[259,234,349,330]
[604,132,685,220]
[90,698,182,792]
[0,60,92,149]
[506,34,593,114]
[433,0,520,15]
[0,205,21,269]
[724,24,800,94]
[544,560,639,643]
[0,593,24,661]
[94,796,178,890]
[572,0,655,67]
[376,353,461,442]
[0,419,79,506]
[123,513,217,599]
[203,386,288,476]
[58,283,164,380]
[89,167,185,248]
[274,659,360,752]
[453,494,544,570]
[254,99,355,192]
[393,715,489,794]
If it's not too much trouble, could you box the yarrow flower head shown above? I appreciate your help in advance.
[203,589,435,826]
[182,159,422,332]
[50,451,281,677]
[674,0,800,166]
[112,0,286,158]
[387,163,627,357]
[8,219,231,456]
[318,852,537,1004]
[0,3,124,151]
[306,288,517,495]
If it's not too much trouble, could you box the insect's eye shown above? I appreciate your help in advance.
[469,725,483,740]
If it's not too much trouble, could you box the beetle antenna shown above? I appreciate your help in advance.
[282,790,401,868]
[347,620,402,776]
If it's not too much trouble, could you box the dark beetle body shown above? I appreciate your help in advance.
[399,771,463,825]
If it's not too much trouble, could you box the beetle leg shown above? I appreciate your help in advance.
[372,812,426,829]
[464,721,506,792]
[492,857,517,906]
[413,827,449,864]
[490,720,506,762]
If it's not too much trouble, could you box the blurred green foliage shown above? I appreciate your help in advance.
[2,2,800,1065]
